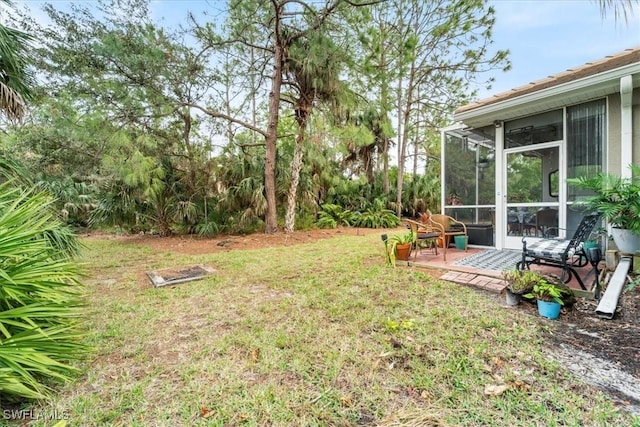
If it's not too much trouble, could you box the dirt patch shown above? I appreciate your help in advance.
[513,283,640,415]
[82,226,387,256]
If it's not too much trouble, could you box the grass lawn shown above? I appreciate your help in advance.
[29,232,637,426]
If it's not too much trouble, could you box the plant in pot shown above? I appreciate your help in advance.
[384,231,415,266]
[523,280,568,320]
[502,269,541,306]
[567,164,640,254]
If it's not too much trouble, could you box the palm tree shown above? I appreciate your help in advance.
[597,0,638,24]
[0,0,33,120]
[282,32,353,232]
[0,183,85,400]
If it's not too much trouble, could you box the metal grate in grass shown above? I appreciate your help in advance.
[146,264,216,287]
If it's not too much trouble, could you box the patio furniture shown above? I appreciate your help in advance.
[430,214,468,261]
[516,213,601,290]
[403,219,443,261]
[535,207,558,237]
[465,223,494,246]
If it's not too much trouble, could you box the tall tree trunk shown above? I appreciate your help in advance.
[181,108,198,195]
[284,131,305,232]
[395,75,403,218]
[285,104,310,232]
[380,26,390,195]
[412,87,420,176]
[263,10,285,234]
[396,60,416,218]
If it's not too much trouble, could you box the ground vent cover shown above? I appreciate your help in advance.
[146,264,216,287]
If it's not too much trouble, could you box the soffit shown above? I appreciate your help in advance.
[454,47,640,129]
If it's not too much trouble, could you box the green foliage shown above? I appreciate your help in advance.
[502,269,543,295]
[316,203,354,228]
[626,275,639,293]
[524,281,568,305]
[0,183,86,400]
[36,179,99,227]
[384,318,416,332]
[383,230,415,266]
[352,198,400,229]
[567,164,640,232]
[0,0,34,119]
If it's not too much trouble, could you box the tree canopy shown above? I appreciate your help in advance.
[3,0,509,235]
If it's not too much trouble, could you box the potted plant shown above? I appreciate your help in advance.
[502,269,541,306]
[567,164,640,254]
[524,280,567,320]
[384,231,415,266]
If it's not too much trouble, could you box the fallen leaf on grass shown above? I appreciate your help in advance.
[340,396,353,407]
[200,407,215,418]
[509,380,532,391]
[484,384,509,396]
[491,357,504,368]
[250,347,261,362]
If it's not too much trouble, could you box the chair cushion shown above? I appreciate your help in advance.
[525,239,582,260]
[418,232,440,239]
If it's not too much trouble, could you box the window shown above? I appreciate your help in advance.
[505,110,563,148]
[567,99,605,201]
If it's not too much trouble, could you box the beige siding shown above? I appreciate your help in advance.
[608,93,621,175]
[634,87,640,167]
[607,88,640,176]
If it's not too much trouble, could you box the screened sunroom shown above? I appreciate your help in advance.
[442,47,639,251]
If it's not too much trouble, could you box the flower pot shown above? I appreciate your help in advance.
[537,299,561,320]
[395,243,412,261]
[505,288,521,306]
[454,235,468,250]
[611,227,640,255]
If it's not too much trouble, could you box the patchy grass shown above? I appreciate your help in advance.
[24,233,638,426]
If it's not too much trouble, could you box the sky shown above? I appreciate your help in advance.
[478,0,640,99]
[12,0,640,103]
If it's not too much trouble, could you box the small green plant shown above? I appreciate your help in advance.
[352,198,400,229]
[524,281,566,305]
[626,275,639,293]
[384,231,416,266]
[384,318,416,332]
[567,164,640,233]
[502,269,543,294]
[316,203,354,229]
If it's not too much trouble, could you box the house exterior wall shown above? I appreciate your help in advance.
[608,92,621,175]
[634,87,640,166]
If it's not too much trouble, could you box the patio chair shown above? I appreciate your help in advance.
[516,213,600,290]
[535,207,559,237]
[403,218,443,261]
[430,214,468,261]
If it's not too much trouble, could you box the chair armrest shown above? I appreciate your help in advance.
[448,218,467,234]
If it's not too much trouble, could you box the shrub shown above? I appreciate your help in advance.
[316,203,354,229]
[0,183,86,400]
[352,199,400,229]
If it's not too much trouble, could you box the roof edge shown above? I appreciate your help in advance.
[456,47,640,115]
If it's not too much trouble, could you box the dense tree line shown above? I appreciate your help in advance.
[1,0,509,235]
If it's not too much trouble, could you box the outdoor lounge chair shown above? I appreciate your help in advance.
[430,214,468,261]
[516,213,601,290]
[403,218,443,261]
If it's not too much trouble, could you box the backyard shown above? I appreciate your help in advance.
[22,228,639,426]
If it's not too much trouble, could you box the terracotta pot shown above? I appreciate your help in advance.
[395,243,412,261]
